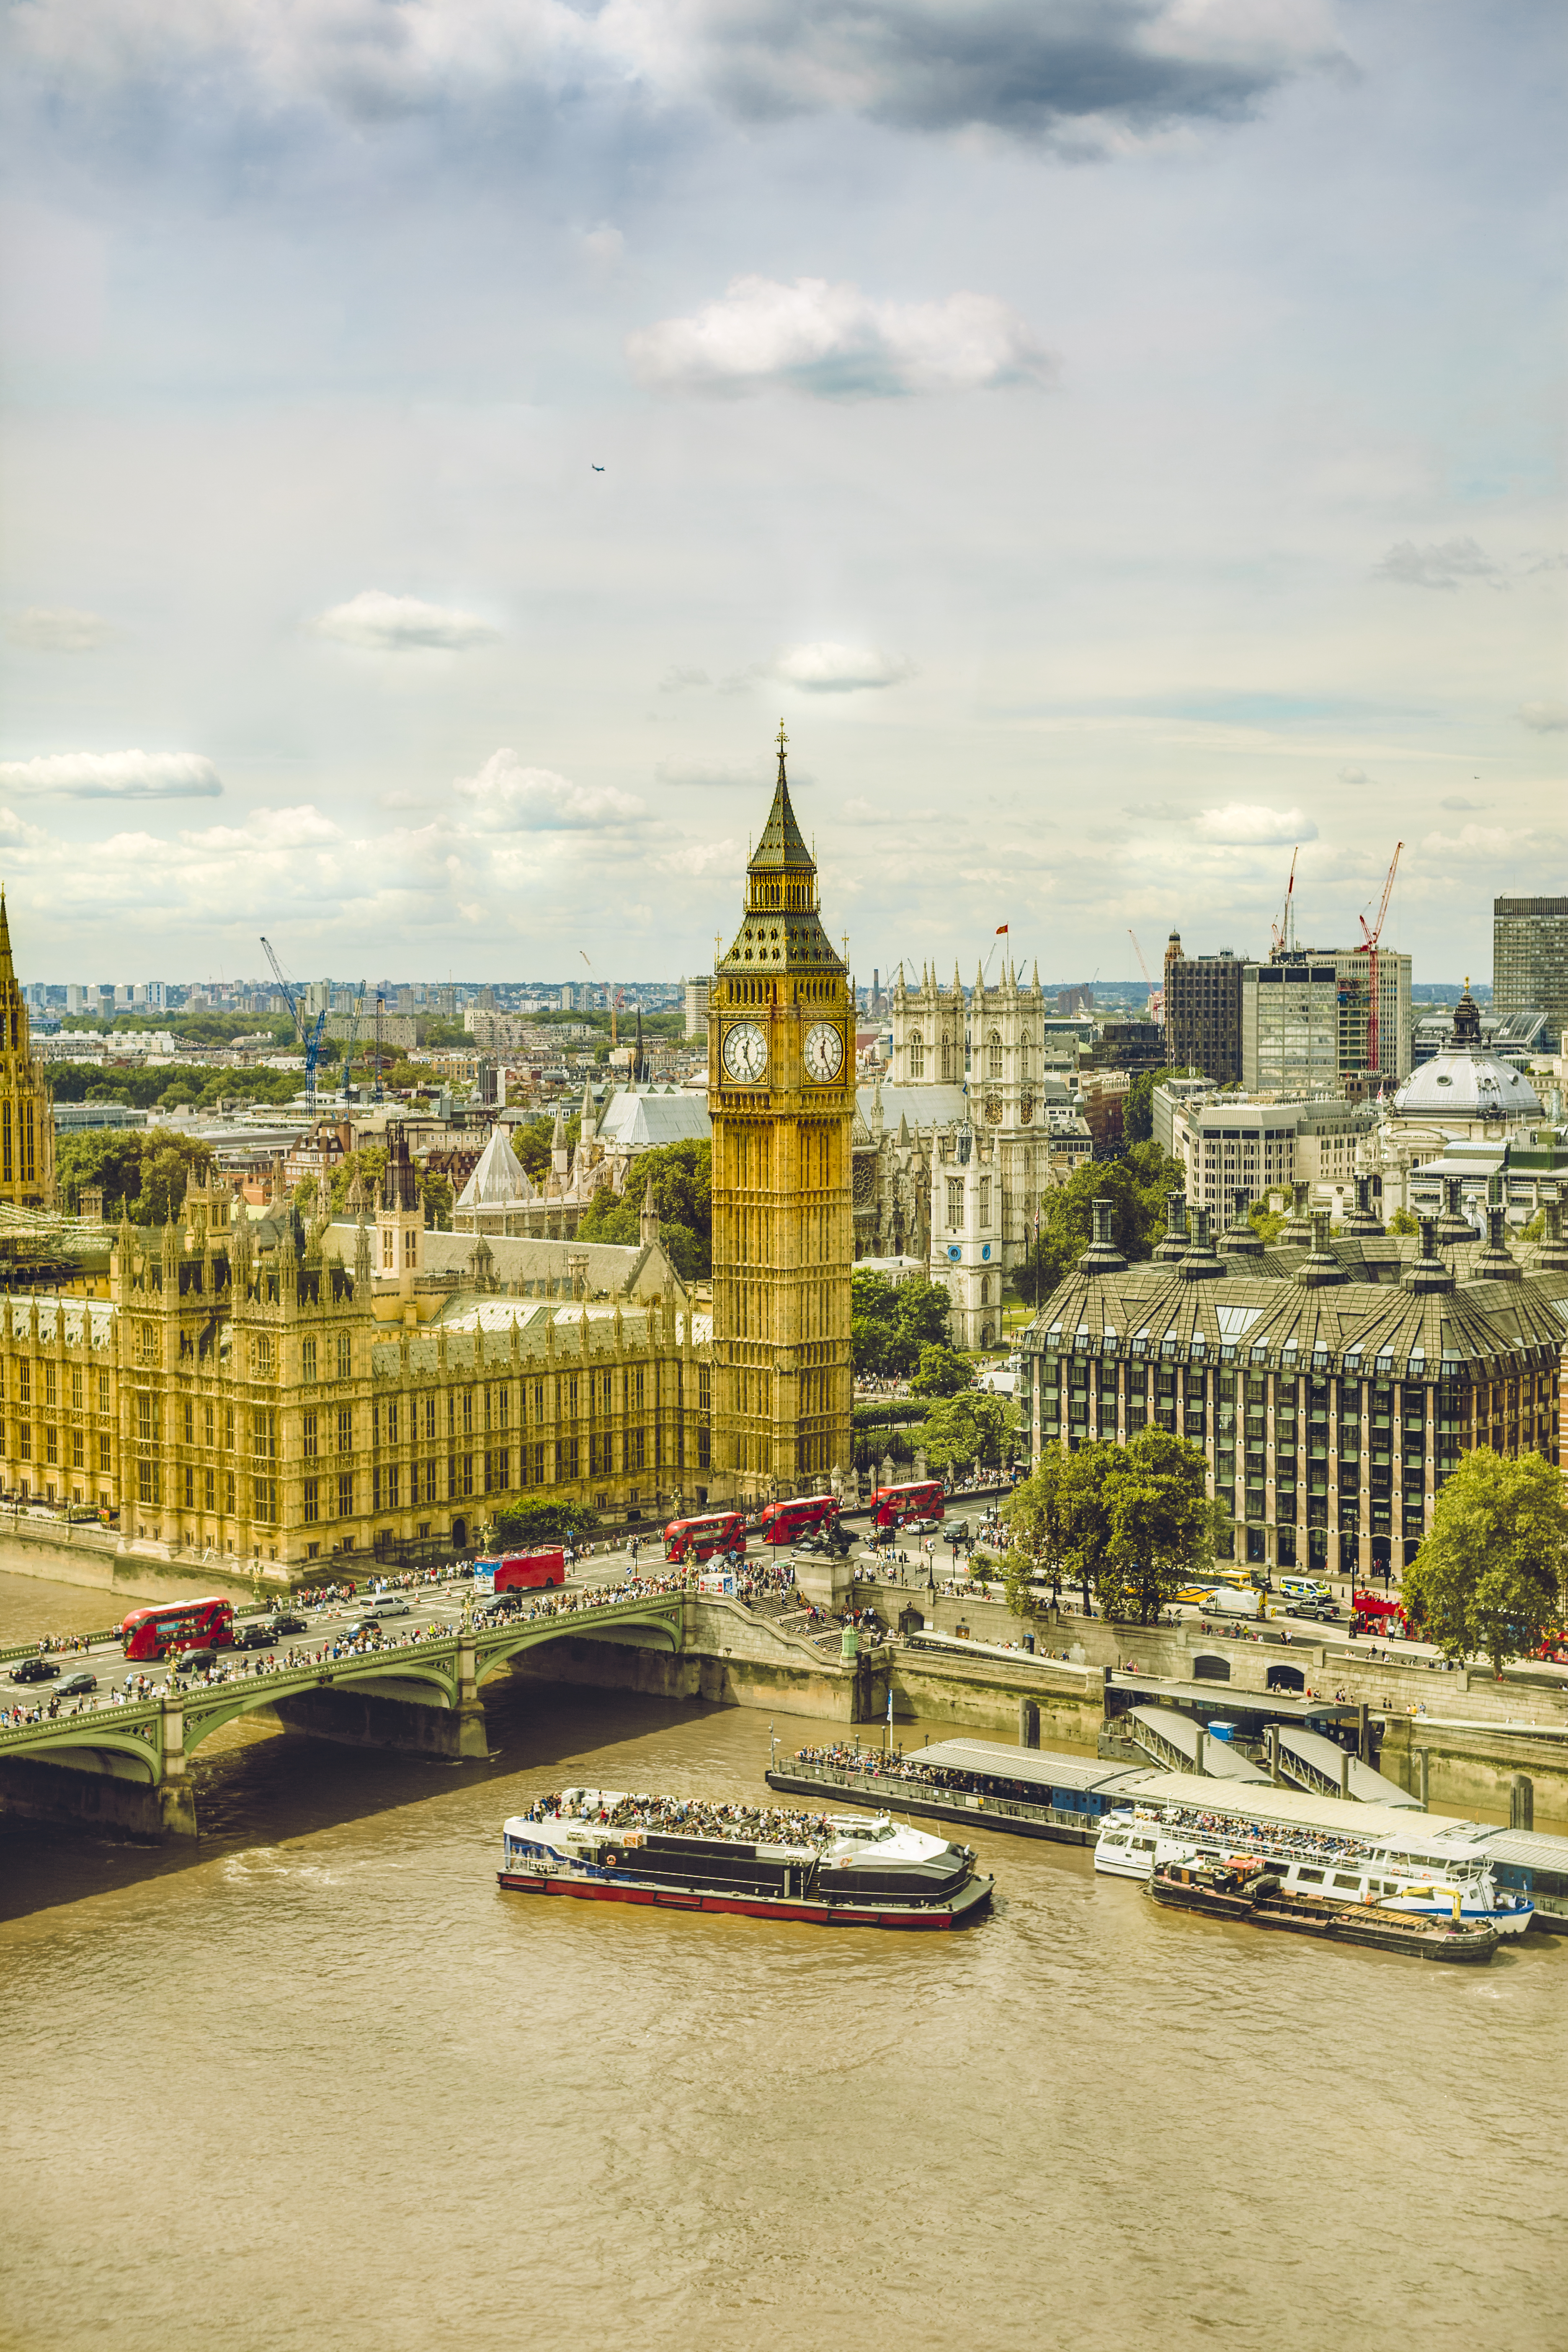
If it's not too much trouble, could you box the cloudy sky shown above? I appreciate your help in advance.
[1,0,1563,990]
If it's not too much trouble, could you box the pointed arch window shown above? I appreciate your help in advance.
[940,1032,954,1082]
[986,1029,1003,1080]
[909,1029,925,1080]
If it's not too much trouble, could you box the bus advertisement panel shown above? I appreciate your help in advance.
[664,1511,745,1565]
[120,1596,236,1661]
[870,1480,944,1532]
[756,1496,839,1547]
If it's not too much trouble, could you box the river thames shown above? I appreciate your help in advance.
[0,1569,1561,2352]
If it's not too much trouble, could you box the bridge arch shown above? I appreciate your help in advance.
[472,1608,683,1689]
[179,1656,462,1755]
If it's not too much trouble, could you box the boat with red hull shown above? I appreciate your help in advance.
[498,1790,993,1930]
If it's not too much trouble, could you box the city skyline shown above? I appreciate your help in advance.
[2,2,1563,983]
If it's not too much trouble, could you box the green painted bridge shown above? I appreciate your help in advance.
[0,1591,690,1838]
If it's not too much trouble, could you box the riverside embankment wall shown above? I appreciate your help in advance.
[0,1522,263,1612]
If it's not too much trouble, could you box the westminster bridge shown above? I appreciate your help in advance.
[0,1586,890,1838]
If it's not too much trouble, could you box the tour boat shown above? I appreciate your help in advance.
[1147,1854,1499,1963]
[1094,1805,1534,1934]
[498,1789,993,1929]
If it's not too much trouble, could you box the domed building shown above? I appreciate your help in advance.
[1359,983,1550,1219]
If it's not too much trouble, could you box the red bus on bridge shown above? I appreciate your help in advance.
[473,1548,566,1600]
[756,1495,839,1547]
[870,1479,945,1532]
[664,1511,745,1565]
[120,1596,235,1661]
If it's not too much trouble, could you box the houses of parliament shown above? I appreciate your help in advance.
[0,753,853,1567]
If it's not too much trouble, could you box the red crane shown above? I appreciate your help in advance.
[1357,842,1403,1081]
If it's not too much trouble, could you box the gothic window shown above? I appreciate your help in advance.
[987,1029,1002,1080]
[980,1176,990,1224]
[1019,1033,1032,1079]
[909,1029,925,1079]
[946,1178,963,1228]
[337,1333,352,1380]
[980,1276,990,1304]
[941,1032,954,1081]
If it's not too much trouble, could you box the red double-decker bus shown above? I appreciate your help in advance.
[757,1496,839,1547]
[869,1479,944,1532]
[120,1596,235,1662]
[664,1511,746,1565]
[473,1548,566,1600]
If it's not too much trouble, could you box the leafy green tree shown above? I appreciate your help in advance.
[1122,1068,1173,1146]
[511,1112,580,1183]
[909,1342,972,1398]
[328,1145,387,1213]
[485,1497,599,1549]
[1016,1141,1186,1301]
[1249,1201,1289,1244]
[1387,1207,1419,1237]
[55,1127,218,1222]
[418,1170,454,1231]
[1001,1450,1074,1619]
[1043,1429,1210,1623]
[921,1392,1019,1475]
[575,1140,713,1280]
[851,1271,953,1378]
[1402,1451,1567,1673]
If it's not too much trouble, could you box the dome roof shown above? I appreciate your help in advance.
[1390,984,1542,1122]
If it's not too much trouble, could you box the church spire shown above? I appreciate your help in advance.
[0,887,13,979]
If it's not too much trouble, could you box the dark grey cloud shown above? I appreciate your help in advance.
[691,0,1340,142]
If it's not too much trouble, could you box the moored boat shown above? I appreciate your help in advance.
[498,1789,994,1929]
[1147,1855,1498,1962]
[1096,1804,1534,1934]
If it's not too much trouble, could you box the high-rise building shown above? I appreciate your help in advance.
[558,984,575,1012]
[1163,935,1242,1082]
[1493,895,1568,1045]
[1240,948,1411,1093]
[683,977,709,1039]
[708,732,854,1502]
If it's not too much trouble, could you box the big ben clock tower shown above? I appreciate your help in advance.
[708,727,854,1505]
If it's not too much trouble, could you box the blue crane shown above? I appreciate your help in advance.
[304,1009,327,1115]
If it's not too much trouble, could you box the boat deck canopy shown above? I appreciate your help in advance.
[909,1739,1145,1796]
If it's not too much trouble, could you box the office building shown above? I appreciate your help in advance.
[1162,936,1243,1082]
[1241,948,1411,1093]
[1493,895,1568,1045]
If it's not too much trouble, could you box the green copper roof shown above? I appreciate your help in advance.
[748,762,813,874]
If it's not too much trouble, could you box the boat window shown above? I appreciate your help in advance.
[1381,1881,1400,1895]
[1333,1874,1363,1890]
[1297,1867,1324,1883]
[1133,1837,1155,1850]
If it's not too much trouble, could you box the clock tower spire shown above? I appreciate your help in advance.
[707,730,854,1506]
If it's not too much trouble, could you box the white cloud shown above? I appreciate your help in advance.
[627,276,1054,399]
[1421,822,1528,857]
[656,758,771,789]
[456,750,646,831]
[4,607,115,652]
[658,667,712,694]
[1337,766,1370,787]
[771,642,913,693]
[1373,537,1501,591]
[1517,700,1568,733]
[655,837,745,878]
[1439,795,1486,812]
[180,806,340,850]
[0,749,222,799]
[309,590,499,652]
[1194,803,1317,846]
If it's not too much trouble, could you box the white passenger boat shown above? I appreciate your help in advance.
[1094,1805,1534,1934]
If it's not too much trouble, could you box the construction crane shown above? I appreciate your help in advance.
[1270,847,1299,959]
[580,949,620,1048]
[1357,842,1403,1083]
[260,937,306,1041]
[1128,929,1163,1024]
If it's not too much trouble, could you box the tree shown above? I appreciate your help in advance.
[1388,1207,1419,1237]
[1040,1430,1210,1623]
[575,1140,713,1280]
[328,1146,387,1213]
[1015,1140,1186,1301]
[485,1496,598,1550]
[921,1393,1019,1476]
[1402,1452,1567,1673]
[54,1127,217,1222]
[418,1170,454,1231]
[1122,1068,1173,1146]
[909,1342,972,1398]
[851,1271,953,1378]
[1249,1201,1289,1245]
[1001,1450,1074,1617]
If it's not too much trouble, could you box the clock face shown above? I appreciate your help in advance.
[804,1021,844,1083]
[722,1021,768,1084]
[984,1092,1003,1124]
[1018,1090,1034,1125]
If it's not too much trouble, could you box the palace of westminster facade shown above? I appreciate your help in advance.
[0,748,857,1566]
